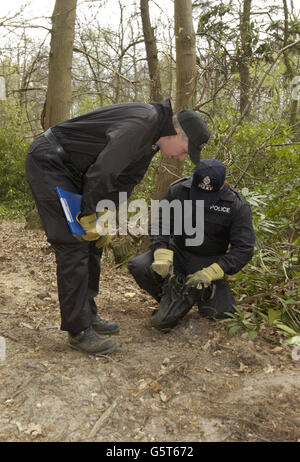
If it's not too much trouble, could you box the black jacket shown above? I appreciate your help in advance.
[149,177,256,275]
[52,99,176,215]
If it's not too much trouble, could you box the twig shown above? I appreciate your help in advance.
[11,376,35,399]
[234,115,283,187]
[92,353,132,370]
[160,164,181,180]
[134,353,198,398]
[193,79,231,111]
[95,374,111,400]
[73,47,136,86]
[88,398,119,438]
[239,292,272,303]
[266,142,300,147]
[196,109,216,132]
[1,332,18,342]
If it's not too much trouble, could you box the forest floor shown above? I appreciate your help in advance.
[0,219,299,443]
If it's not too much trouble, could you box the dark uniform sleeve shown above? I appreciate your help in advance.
[216,202,255,275]
[81,117,158,215]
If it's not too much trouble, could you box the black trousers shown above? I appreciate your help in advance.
[25,136,103,334]
[128,249,236,319]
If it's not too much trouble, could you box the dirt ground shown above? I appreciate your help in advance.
[0,219,299,443]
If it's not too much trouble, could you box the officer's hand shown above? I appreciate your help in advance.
[76,209,116,242]
[95,234,112,249]
[76,212,99,241]
[186,263,224,288]
[151,248,174,278]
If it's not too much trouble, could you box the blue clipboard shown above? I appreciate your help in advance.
[56,187,86,236]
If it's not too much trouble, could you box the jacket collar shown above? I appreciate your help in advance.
[151,99,177,139]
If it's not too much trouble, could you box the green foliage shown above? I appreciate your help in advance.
[183,113,300,342]
[130,154,162,201]
[0,101,32,218]
[227,150,300,341]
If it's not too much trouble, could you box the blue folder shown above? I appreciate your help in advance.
[56,187,86,236]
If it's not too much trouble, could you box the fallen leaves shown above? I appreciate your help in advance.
[238,361,249,372]
[264,364,275,375]
[14,422,44,438]
[159,391,169,403]
[124,292,136,298]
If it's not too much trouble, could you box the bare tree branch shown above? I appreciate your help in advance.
[233,116,283,187]
[193,78,231,110]
[73,46,139,85]
[214,38,300,159]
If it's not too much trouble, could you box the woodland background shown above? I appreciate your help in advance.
[0,0,299,343]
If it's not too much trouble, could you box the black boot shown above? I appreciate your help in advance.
[68,326,116,355]
[91,315,119,335]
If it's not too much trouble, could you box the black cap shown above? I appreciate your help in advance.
[177,110,210,165]
[190,159,226,207]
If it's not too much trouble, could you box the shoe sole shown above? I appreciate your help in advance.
[69,342,117,356]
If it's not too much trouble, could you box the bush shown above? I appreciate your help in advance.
[227,163,300,343]
[0,101,32,218]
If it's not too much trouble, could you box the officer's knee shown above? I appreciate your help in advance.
[127,251,153,278]
[127,258,138,277]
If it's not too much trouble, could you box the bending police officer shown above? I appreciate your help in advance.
[26,100,210,354]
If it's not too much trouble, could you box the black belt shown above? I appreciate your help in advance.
[44,128,83,178]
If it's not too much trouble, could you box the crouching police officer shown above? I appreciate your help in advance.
[128,159,256,325]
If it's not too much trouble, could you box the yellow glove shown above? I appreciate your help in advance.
[76,212,99,241]
[76,209,116,243]
[95,234,112,249]
[186,263,224,288]
[151,248,174,278]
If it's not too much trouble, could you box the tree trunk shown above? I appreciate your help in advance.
[43,0,77,129]
[140,0,162,101]
[282,0,299,136]
[153,0,196,200]
[239,0,252,115]
[174,0,196,112]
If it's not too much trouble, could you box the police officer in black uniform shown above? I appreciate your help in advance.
[25,100,210,354]
[128,159,256,321]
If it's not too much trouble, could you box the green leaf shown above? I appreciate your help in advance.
[274,321,298,336]
[268,309,281,324]
[248,330,258,341]
[293,237,300,246]
[284,336,300,346]
[228,325,241,337]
